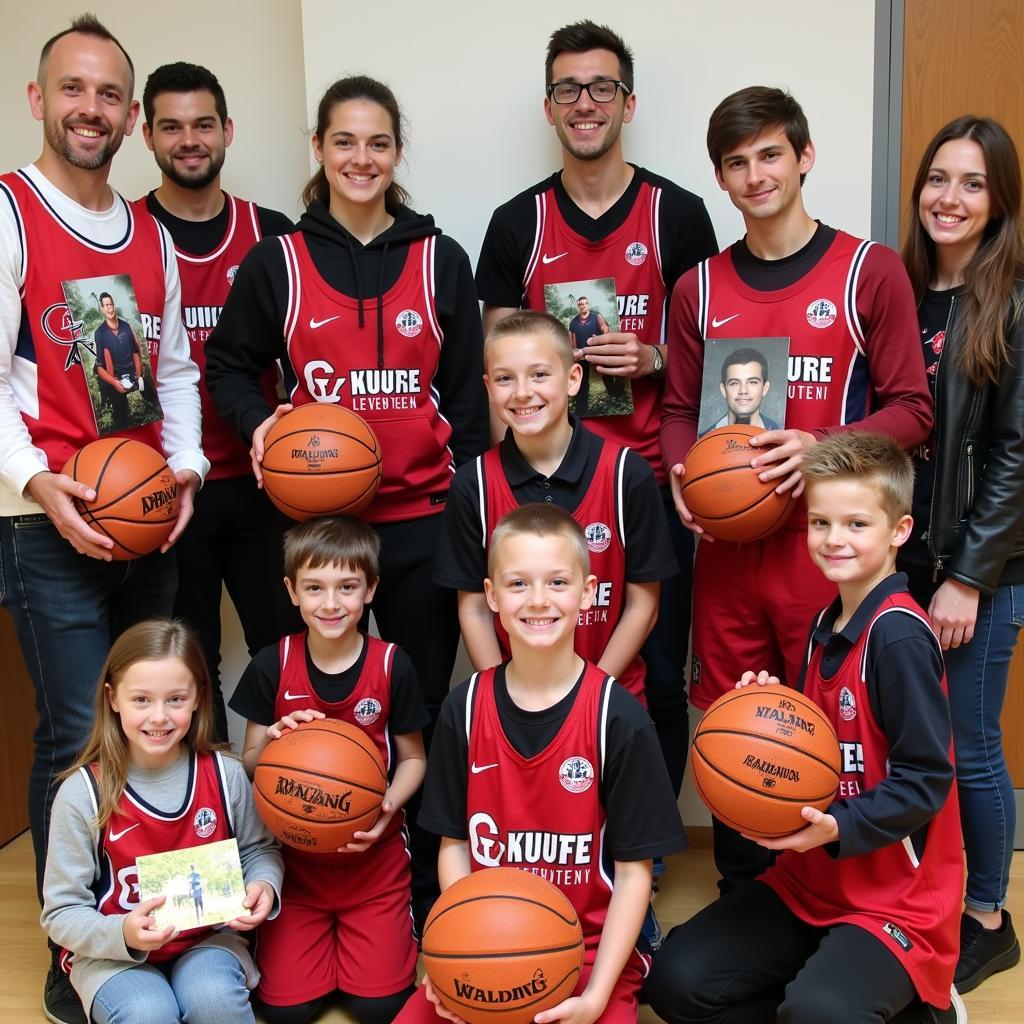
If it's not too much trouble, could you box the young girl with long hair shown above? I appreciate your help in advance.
[41,620,283,1023]
[900,114,1024,994]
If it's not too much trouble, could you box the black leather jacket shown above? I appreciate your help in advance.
[925,284,1024,596]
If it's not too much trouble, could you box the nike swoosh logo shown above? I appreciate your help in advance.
[109,823,140,842]
[283,691,310,701]
[470,762,499,774]
[541,252,568,265]
[309,315,341,329]
[711,314,740,328]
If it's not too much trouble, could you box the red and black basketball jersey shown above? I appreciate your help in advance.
[142,193,276,480]
[762,593,962,1007]
[0,171,166,469]
[279,233,453,522]
[521,182,668,481]
[478,442,644,702]
[80,750,234,963]
[275,631,403,863]
[466,662,642,968]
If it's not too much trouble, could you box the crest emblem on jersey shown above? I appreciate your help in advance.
[226,264,239,286]
[558,756,594,793]
[354,698,382,725]
[838,686,857,721]
[40,302,94,370]
[624,241,648,266]
[806,298,838,329]
[193,807,218,838]
[584,522,612,554]
[395,309,423,338]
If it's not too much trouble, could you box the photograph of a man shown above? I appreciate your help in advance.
[707,346,780,433]
[94,291,143,424]
[188,862,204,924]
[568,296,624,402]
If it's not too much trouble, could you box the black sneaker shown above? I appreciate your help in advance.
[924,985,968,1023]
[43,951,86,1024]
[955,910,1021,993]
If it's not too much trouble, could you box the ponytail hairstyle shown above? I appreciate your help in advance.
[302,75,410,215]
[902,115,1024,387]
[64,619,218,828]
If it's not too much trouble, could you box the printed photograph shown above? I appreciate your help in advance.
[543,276,634,419]
[61,274,163,435]
[698,337,790,437]
[136,838,246,933]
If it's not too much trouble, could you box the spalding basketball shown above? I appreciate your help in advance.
[680,425,796,542]
[253,719,386,852]
[62,438,179,560]
[691,686,841,838]
[422,868,584,1024]
[261,405,382,522]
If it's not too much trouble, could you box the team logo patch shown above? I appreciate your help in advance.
[838,686,857,721]
[226,264,239,286]
[806,298,838,329]
[624,241,648,266]
[559,756,594,793]
[395,309,423,338]
[584,522,612,553]
[193,807,218,838]
[691,655,702,688]
[883,922,913,952]
[40,302,93,370]
[354,698,382,725]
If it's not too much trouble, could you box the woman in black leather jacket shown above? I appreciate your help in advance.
[900,115,1024,995]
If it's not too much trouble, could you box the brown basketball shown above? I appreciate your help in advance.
[62,438,179,560]
[253,719,387,852]
[422,867,584,1024]
[680,425,796,541]
[691,686,841,838]
[261,405,382,522]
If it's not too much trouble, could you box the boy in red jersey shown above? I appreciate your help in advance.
[230,517,429,1024]
[645,433,964,1024]
[400,504,683,1024]
[661,85,932,890]
[435,311,676,704]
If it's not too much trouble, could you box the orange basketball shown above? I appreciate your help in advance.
[62,438,179,560]
[261,405,382,522]
[422,868,584,1024]
[680,425,796,541]
[691,686,841,838]
[253,719,386,852]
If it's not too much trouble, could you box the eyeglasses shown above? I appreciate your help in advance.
[546,79,629,105]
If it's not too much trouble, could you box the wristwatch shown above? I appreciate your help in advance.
[650,344,665,376]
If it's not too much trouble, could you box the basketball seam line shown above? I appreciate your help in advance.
[424,893,579,931]
[423,942,583,960]
[692,747,837,802]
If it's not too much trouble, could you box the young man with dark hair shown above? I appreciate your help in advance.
[0,17,206,1023]
[708,346,778,432]
[661,85,932,891]
[475,19,717,816]
[138,62,293,740]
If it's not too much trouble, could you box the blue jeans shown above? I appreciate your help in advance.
[0,514,176,897]
[91,947,254,1024]
[944,582,1024,912]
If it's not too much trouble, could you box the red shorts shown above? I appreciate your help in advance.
[393,956,646,1024]
[256,827,417,1005]
[689,525,836,709]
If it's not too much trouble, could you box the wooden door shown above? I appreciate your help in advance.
[901,0,1024,783]
[0,609,36,845]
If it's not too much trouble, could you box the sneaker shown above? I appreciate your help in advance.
[955,910,1021,994]
[640,902,663,952]
[43,951,86,1024]
[924,985,968,1023]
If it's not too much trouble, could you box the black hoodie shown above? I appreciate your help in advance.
[205,200,488,472]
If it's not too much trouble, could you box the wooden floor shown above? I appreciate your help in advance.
[3,830,1024,1022]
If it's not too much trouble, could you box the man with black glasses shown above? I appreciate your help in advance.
[475,21,717,819]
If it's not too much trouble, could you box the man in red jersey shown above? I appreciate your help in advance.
[0,17,206,1024]
[476,19,717,810]
[139,62,292,740]
[660,85,931,892]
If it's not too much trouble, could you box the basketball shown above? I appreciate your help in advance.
[422,868,584,1024]
[691,686,841,838]
[680,425,796,542]
[62,438,179,560]
[261,404,382,522]
[253,719,387,852]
